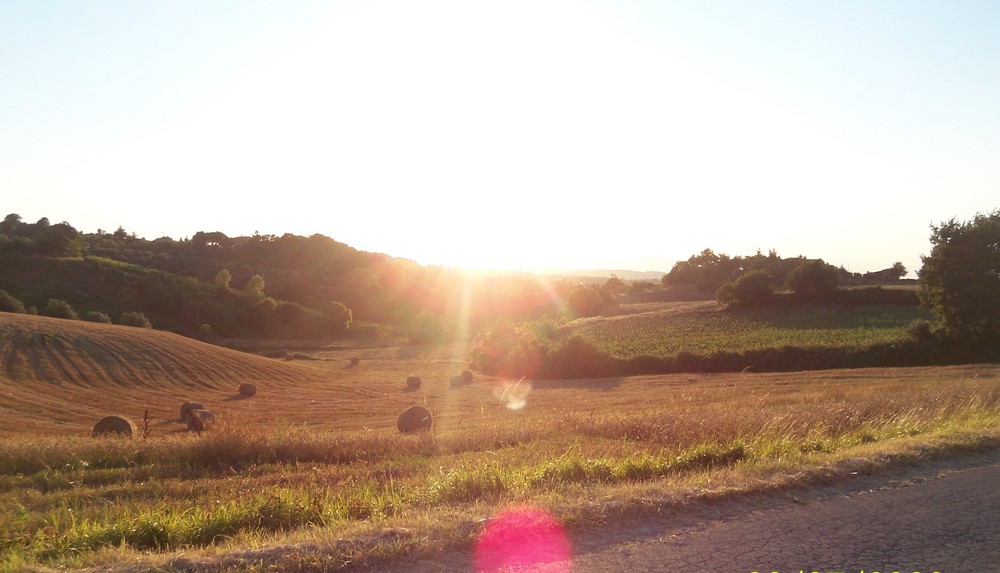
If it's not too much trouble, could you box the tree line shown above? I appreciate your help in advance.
[0,214,579,339]
[468,210,1000,377]
[2,209,997,366]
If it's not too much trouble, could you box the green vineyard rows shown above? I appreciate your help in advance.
[572,304,935,359]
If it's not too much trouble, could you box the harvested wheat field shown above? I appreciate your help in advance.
[0,313,559,437]
[3,313,1000,441]
[4,313,1000,571]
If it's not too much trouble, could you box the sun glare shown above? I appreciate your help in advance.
[476,505,572,573]
[68,0,727,272]
[8,0,984,274]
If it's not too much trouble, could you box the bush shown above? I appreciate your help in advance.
[322,301,353,334]
[907,320,935,344]
[119,311,153,329]
[84,311,112,324]
[0,289,25,313]
[470,318,554,378]
[919,210,1000,347]
[43,298,79,320]
[36,222,85,257]
[716,270,773,307]
[543,335,620,378]
[565,286,606,318]
[198,323,215,341]
[786,259,840,298]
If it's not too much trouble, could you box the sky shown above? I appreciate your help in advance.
[3,1,999,275]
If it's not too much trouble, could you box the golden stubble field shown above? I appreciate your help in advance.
[0,313,509,437]
[3,312,1000,572]
[4,311,995,441]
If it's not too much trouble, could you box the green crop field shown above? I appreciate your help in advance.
[567,301,935,359]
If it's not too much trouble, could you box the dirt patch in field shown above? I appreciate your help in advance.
[565,300,721,327]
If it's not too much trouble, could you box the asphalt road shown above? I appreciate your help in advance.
[566,461,1000,573]
[566,454,1000,573]
[402,450,1000,573]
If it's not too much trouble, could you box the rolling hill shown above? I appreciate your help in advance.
[0,313,333,435]
[0,312,496,438]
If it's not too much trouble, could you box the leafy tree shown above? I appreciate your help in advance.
[0,213,22,235]
[84,311,112,324]
[663,248,842,296]
[470,317,554,377]
[249,297,278,336]
[339,267,384,322]
[275,301,308,332]
[192,231,232,248]
[244,274,266,298]
[565,285,605,318]
[43,298,79,320]
[919,210,1000,345]
[119,311,153,328]
[786,259,840,297]
[663,248,742,293]
[890,261,908,279]
[0,290,25,313]
[37,222,85,257]
[198,323,215,341]
[601,276,627,298]
[716,270,774,307]
[322,301,353,333]
[214,269,232,289]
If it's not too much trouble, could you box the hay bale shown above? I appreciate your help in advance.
[406,376,422,390]
[180,401,204,420]
[186,409,216,432]
[396,405,432,434]
[350,356,360,366]
[449,375,463,388]
[91,415,135,437]
[461,369,474,384]
[239,382,257,397]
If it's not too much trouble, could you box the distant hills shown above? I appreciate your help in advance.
[1,213,912,344]
[0,215,580,340]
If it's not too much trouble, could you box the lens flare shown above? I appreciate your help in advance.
[475,506,572,573]
[494,376,532,411]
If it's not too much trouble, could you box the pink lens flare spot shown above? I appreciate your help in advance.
[475,506,572,572]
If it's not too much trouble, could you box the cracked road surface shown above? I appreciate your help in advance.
[401,450,1000,573]
[566,460,1000,573]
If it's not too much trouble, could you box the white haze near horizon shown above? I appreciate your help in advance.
[3,0,999,276]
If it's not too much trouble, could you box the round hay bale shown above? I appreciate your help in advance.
[180,401,204,420]
[92,415,135,437]
[396,405,432,434]
[406,376,422,390]
[350,356,360,366]
[461,369,474,384]
[448,375,463,388]
[239,382,257,397]
[186,409,216,432]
